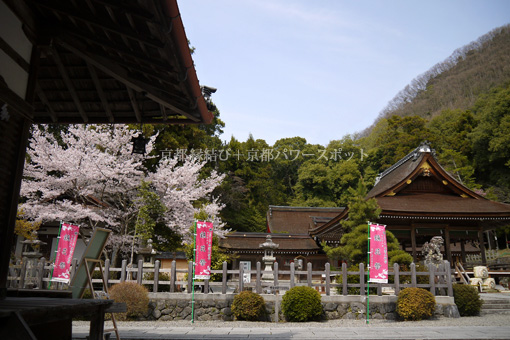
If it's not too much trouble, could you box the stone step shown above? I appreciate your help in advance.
[481,309,510,315]
[481,299,510,304]
[482,303,510,310]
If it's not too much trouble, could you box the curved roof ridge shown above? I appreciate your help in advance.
[374,141,433,185]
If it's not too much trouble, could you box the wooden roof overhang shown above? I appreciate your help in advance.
[3,0,213,125]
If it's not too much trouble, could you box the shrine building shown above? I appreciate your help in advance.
[219,206,342,272]
[310,143,510,265]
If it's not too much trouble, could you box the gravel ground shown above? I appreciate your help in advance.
[73,313,510,329]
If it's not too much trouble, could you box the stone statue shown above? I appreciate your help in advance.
[422,236,444,267]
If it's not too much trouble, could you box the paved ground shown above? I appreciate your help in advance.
[72,293,510,340]
[72,324,510,340]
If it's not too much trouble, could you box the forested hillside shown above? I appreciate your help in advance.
[375,24,510,124]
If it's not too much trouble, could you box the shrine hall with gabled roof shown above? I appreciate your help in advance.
[311,142,510,265]
[219,206,344,272]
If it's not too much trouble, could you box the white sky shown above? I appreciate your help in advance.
[178,0,510,147]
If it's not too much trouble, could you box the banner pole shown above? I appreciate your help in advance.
[49,220,63,289]
[367,221,370,325]
[191,220,197,324]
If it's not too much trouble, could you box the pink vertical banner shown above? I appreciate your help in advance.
[52,222,80,283]
[194,221,213,279]
[369,223,388,283]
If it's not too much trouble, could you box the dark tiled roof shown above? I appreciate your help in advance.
[267,206,344,234]
[219,232,320,252]
[368,145,431,198]
[378,193,510,217]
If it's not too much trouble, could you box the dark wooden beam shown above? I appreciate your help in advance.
[84,0,97,15]
[159,103,168,121]
[57,39,200,122]
[90,0,155,22]
[36,84,58,123]
[35,0,164,49]
[0,36,30,72]
[143,0,197,113]
[65,29,174,73]
[24,46,42,106]
[0,82,33,120]
[50,47,89,123]
[32,115,198,125]
[2,0,38,40]
[104,5,133,49]
[86,62,114,123]
[126,87,142,123]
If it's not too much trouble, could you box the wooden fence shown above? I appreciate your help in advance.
[8,257,454,297]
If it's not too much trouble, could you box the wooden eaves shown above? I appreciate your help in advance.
[0,0,214,300]
[3,0,213,125]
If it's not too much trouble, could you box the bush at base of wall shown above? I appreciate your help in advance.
[396,288,436,321]
[453,284,483,316]
[109,282,149,321]
[281,286,323,322]
[231,291,267,321]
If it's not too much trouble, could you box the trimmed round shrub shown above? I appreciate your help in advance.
[109,282,149,320]
[396,287,436,321]
[453,284,483,316]
[231,291,266,321]
[281,286,323,322]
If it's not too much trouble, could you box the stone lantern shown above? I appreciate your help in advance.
[259,234,279,280]
[136,238,157,268]
[20,231,46,288]
[21,231,46,259]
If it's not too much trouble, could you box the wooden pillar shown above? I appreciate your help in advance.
[444,227,452,265]
[460,239,466,264]
[411,225,417,263]
[0,43,40,299]
[0,113,31,299]
[478,228,487,265]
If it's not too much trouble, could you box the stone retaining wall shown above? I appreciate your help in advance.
[144,293,460,321]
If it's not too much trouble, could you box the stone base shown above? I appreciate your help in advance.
[143,293,460,322]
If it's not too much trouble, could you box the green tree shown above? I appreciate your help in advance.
[291,137,363,207]
[134,181,166,244]
[322,179,380,262]
[322,179,411,266]
[339,224,412,266]
[215,135,291,232]
[15,207,41,241]
[339,179,380,232]
[371,115,433,171]
[470,84,510,200]
[428,109,479,189]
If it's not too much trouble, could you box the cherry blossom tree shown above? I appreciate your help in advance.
[21,124,226,263]
[148,156,226,240]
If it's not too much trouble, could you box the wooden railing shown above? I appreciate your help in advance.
[8,257,454,296]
